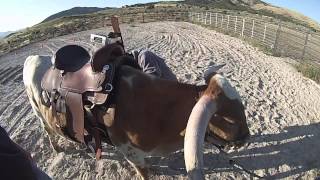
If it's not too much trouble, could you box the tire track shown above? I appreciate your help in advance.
[0,65,23,84]
[0,66,14,81]
[0,67,12,75]
[0,89,27,129]
[13,74,23,83]
[7,104,32,134]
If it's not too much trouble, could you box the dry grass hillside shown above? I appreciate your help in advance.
[253,3,320,31]
[185,0,320,31]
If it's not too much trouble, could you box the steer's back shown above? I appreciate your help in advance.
[110,66,200,155]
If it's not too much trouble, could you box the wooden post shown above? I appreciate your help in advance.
[235,16,237,33]
[227,15,230,31]
[273,21,282,55]
[263,23,267,42]
[251,19,255,38]
[241,18,245,37]
[198,13,200,22]
[302,31,310,60]
[215,13,218,27]
[210,12,212,25]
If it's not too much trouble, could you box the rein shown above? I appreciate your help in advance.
[212,143,264,179]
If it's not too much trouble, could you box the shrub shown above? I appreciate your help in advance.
[295,61,320,83]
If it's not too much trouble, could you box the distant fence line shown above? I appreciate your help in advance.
[188,12,320,63]
[1,10,320,64]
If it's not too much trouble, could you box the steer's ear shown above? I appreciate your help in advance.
[204,63,226,84]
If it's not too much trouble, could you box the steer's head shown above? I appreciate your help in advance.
[184,65,250,180]
[205,73,250,148]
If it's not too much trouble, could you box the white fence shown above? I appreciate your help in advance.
[189,12,320,63]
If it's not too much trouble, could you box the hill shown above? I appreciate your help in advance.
[0,31,15,39]
[184,0,320,31]
[252,3,320,31]
[41,7,111,23]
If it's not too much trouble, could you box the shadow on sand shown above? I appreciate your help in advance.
[148,123,320,179]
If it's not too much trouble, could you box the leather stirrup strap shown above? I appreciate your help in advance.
[92,128,102,160]
[50,90,57,117]
[84,106,103,160]
[65,92,85,143]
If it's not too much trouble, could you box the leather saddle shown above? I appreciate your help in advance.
[41,44,118,159]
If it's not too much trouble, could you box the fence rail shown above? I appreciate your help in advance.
[189,12,320,63]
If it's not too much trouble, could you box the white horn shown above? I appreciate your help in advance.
[204,63,226,75]
[184,95,217,180]
[204,63,226,83]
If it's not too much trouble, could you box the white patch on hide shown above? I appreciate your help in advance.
[213,74,241,101]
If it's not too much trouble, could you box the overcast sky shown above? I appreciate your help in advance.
[0,0,319,32]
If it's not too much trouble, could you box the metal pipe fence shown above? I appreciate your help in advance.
[189,12,320,63]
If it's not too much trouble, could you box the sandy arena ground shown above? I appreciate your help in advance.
[0,21,320,179]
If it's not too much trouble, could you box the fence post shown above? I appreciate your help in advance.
[227,15,230,31]
[215,13,218,27]
[197,13,200,22]
[142,13,145,23]
[202,12,204,23]
[7,40,11,53]
[192,12,194,22]
[263,23,267,42]
[241,18,245,37]
[302,31,310,60]
[235,16,237,33]
[205,12,207,25]
[251,19,255,38]
[221,14,224,28]
[210,12,212,25]
[273,21,282,55]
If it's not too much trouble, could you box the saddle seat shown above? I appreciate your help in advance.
[41,45,116,159]
[54,44,90,72]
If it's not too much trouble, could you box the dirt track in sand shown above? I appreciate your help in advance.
[1,21,320,179]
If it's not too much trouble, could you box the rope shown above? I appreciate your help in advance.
[213,144,264,179]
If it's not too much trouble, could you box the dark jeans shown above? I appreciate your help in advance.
[0,126,51,180]
[131,49,178,81]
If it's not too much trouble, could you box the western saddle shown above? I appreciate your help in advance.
[41,44,121,159]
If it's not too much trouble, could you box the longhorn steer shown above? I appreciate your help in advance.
[23,55,249,180]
